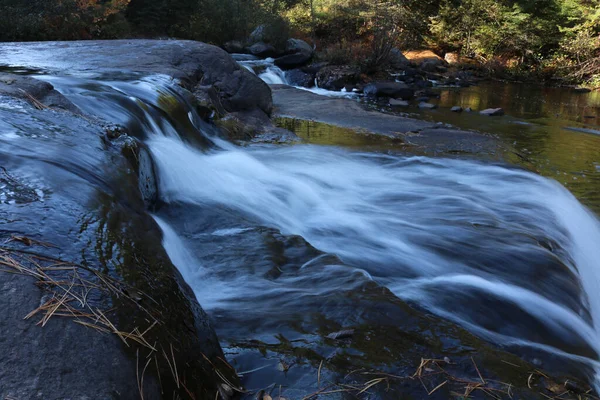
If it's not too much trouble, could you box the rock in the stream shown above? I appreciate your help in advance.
[573,87,592,93]
[286,38,313,55]
[364,81,414,100]
[0,40,274,117]
[275,51,312,69]
[419,102,437,109]
[480,108,504,116]
[451,106,463,113]
[389,98,409,107]
[316,65,360,91]
[286,68,314,87]
[0,73,80,113]
[465,107,473,112]
[223,40,245,54]
[248,41,278,58]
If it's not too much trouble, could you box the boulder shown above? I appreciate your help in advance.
[404,50,447,69]
[419,102,437,109]
[274,51,312,69]
[286,68,314,87]
[480,108,504,116]
[286,38,313,55]
[249,25,267,45]
[451,106,463,113]
[248,41,277,58]
[465,107,473,112]
[316,65,360,91]
[389,48,409,69]
[223,40,245,54]
[363,81,414,100]
[389,99,409,107]
[303,62,328,75]
[444,52,460,64]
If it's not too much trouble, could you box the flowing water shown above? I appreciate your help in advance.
[29,73,600,394]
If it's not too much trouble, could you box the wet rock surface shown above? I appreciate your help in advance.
[271,85,498,154]
[0,39,273,116]
[0,47,239,399]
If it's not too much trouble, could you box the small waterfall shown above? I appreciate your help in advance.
[258,66,288,85]
[45,73,600,389]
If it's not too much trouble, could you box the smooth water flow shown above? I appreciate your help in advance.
[44,74,600,388]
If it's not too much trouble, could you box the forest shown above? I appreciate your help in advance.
[1,0,599,86]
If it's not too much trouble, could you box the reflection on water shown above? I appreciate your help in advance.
[417,83,600,214]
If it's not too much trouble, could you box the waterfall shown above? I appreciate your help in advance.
[45,73,600,389]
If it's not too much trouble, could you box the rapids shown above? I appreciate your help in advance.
[40,73,600,390]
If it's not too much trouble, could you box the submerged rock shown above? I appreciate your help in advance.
[316,65,360,91]
[451,106,463,112]
[419,102,437,109]
[389,98,409,107]
[480,108,505,116]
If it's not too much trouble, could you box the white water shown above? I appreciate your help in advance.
[43,72,600,387]
[148,132,600,372]
[238,58,359,98]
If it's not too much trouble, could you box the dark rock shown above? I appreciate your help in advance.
[248,41,277,58]
[413,79,434,89]
[389,99,409,107]
[274,51,312,69]
[564,380,587,394]
[0,91,237,399]
[416,96,430,102]
[419,102,437,109]
[222,40,245,54]
[326,329,355,340]
[480,108,504,116]
[249,25,266,44]
[451,106,463,113]
[0,40,273,117]
[389,48,409,69]
[316,65,360,91]
[363,81,414,100]
[573,87,591,93]
[0,73,81,113]
[302,62,328,75]
[286,38,313,55]
[286,69,314,88]
[193,84,227,119]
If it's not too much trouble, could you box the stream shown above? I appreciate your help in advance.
[10,66,600,396]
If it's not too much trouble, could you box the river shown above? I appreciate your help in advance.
[4,58,600,398]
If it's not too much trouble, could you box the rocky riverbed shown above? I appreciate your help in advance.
[0,40,598,400]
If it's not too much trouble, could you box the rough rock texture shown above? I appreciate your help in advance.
[223,40,245,53]
[286,68,314,87]
[316,65,360,90]
[0,40,273,116]
[363,81,414,100]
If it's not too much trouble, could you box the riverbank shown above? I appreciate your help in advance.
[1,39,599,400]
